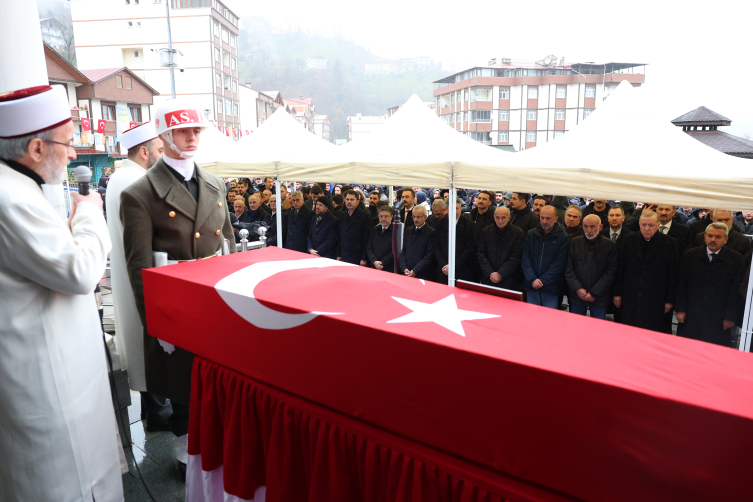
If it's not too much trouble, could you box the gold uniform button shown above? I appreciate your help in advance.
[218,202,223,208]
[215,229,221,235]
[195,232,200,239]
[169,211,176,218]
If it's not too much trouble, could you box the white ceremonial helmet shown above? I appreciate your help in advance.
[153,100,208,159]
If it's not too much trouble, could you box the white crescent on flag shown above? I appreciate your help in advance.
[215,258,353,329]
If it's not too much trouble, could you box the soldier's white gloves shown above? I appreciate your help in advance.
[158,339,176,354]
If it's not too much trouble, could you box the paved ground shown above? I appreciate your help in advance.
[101,266,186,502]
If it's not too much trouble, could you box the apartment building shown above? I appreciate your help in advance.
[433,57,646,150]
[283,97,316,132]
[238,84,282,129]
[313,115,332,143]
[347,113,387,142]
[40,18,67,53]
[70,0,241,130]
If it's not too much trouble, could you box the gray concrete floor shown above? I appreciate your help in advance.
[101,265,186,502]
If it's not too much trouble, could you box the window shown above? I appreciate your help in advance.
[136,22,141,28]
[555,109,565,120]
[498,110,509,121]
[134,51,139,57]
[585,86,595,98]
[217,99,223,114]
[231,57,236,70]
[450,94,455,104]
[554,130,565,138]
[463,111,468,122]
[232,80,237,93]
[471,110,491,123]
[230,34,236,48]
[125,0,130,4]
[500,88,509,99]
[464,90,468,101]
[214,47,220,63]
[221,28,229,44]
[470,131,491,144]
[498,131,508,143]
[233,104,238,116]
[470,88,492,102]
[224,98,232,115]
[584,108,594,119]
[115,75,123,88]
[528,87,538,99]
[129,105,141,122]
[258,101,262,111]
[102,104,116,121]
[125,76,132,90]
[127,21,133,27]
[215,73,221,88]
[223,51,230,67]
[526,131,537,142]
[556,87,566,99]
[213,21,220,37]
[527,110,537,121]
[223,75,230,89]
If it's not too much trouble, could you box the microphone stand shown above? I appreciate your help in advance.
[392,200,405,275]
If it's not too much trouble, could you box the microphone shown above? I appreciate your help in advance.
[73,166,92,196]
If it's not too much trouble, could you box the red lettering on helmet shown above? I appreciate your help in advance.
[164,109,202,127]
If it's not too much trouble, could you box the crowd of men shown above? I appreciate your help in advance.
[224,178,753,350]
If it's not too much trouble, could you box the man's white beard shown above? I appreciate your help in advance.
[39,150,67,185]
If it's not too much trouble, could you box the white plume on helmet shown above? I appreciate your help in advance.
[153,100,208,158]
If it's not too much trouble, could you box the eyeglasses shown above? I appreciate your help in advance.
[43,139,76,151]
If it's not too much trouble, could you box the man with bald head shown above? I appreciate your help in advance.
[613,210,678,332]
[565,214,618,320]
[692,210,752,256]
[478,206,526,290]
[521,205,571,308]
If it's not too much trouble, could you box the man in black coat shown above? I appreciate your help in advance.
[477,207,525,291]
[366,205,395,272]
[399,188,417,230]
[563,204,585,238]
[510,192,540,234]
[367,192,380,226]
[285,190,313,253]
[613,210,679,332]
[338,190,372,265]
[582,199,611,227]
[434,197,476,284]
[468,190,495,244]
[687,209,712,239]
[676,222,745,347]
[691,209,752,256]
[656,204,692,257]
[398,205,435,280]
[734,211,753,235]
[426,199,448,230]
[263,194,287,247]
[307,197,339,259]
[565,215,618,320]
[601,206,633,245]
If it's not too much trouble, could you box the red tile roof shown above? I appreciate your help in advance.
[81,68,125,83]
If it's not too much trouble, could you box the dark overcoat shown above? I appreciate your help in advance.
[433,216,476,283]
[120,159,235,404]
[510,206,540,235]
[398,225,435,280]
[338,208,372,264]
[565,235,618,308]
[307,210,339,259]
[366,224,395,272]
[675,245,745,347]
[693,229,751,256]
[477,224,525,290]
[285,205,314,253]
[613,231,678,332]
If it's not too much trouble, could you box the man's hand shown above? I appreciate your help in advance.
[664,303,674,314]
[490,272,502,283]
[723,319,736,330]
[374,261,383,270]
[676,311,686,323]
[71,190,104,212]
[613,296,622,308]
[309,249,319,255]
[577,288,588,301]
[584,293,595,303]
[404,269,411,276]
[532,278,543,289]
[337,257,341,261]
[441,265,449,275]
[360,260,368,267]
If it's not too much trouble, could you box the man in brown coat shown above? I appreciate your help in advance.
[120,101,235,470]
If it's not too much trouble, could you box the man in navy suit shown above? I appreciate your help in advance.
[338,190,372,265]
[307,197,338,259]
[399,205,436,280]
[285,191,313,253]
[600,206,633,245]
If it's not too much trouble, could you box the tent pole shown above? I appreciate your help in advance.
[739,252,753,352]
[389,186,394,205]
[448,162,456,287]
[275,165,283,248]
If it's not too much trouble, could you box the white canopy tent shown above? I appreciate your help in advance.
[457,81,753,211]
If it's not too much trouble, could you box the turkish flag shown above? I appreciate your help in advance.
[81,117,91,132]
[245,130,250,135]
[225,127,230,137]
[97,120,106,134]
[142,246,753,502]
[129,122,139,129]
[218,125,223,133]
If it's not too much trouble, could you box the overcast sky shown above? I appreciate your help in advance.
[232,0,752,137]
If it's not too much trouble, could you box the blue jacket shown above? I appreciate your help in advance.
[521,222,571,294]
[338,207,372,264]
[286,205,314,253]
[307,210,339,259]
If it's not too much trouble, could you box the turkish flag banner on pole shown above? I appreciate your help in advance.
[81,117,91,131]
[224,127,230,137]
[218,125,223,133]
[129,122,138,129]
[97,120,106,134]
[143,247,753,502]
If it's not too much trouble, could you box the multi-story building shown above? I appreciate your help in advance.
[347,113,387,142]
[313,115,332,143]
[433,57,646,150]
[387,101,435,117]
[283,97,315,132]
[238,84,282,129]
[306,56,327,70]
[40,18,67,53]
[70,0,240,130]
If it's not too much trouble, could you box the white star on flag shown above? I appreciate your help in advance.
[387,294,499,337]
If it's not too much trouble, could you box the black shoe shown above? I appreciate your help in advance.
[177,460,187,482]
[145,421,171,432]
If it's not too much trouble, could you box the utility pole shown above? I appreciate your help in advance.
[165,1,176,99]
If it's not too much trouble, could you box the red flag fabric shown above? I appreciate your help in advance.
[129,121,138,129]
[224,127,230,137]
[143,247,753,502]
[81,117,91,132]
[245,130,250,135]
[218,125,223,133]
[96,120,106,134]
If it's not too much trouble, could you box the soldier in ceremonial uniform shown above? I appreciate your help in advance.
[120,100,235,471]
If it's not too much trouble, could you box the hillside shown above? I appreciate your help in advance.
[237,17,445,139]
